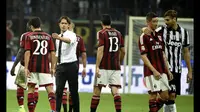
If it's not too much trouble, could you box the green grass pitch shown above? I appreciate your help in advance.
[7,90,193,112]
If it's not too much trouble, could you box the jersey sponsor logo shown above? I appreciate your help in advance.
[167,40,181,47]
[152,44,162,50]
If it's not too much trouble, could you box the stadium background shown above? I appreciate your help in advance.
[6,0,193,112]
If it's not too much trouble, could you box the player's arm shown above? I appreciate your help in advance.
[50,51,56,76]
[119,47,125,65]
[182,30,192,82]
[119,36,125,65]
[96,46,104,68]
[162,51,173,80]
[52,32,76,44]
[183,47,192,73]
[24,36,31,77]
[141,54,159,74]
[81,52,87,68]
[24,50,30,77]
[139,34,160,80]
[10,48,25,76]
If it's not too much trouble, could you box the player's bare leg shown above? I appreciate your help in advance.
[148,92,158,112]
[163,93,176,112]
[45,84,56,112]
[16,86,26,112]
[62,88,68,112]
[90,86,102,112]
[158,90,169,111]
[111,86,121,112]
[27,84,36,112]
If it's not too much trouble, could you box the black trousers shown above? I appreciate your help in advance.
[55,62,79,112]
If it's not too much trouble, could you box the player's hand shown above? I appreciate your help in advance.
[168,71,173,81]
[50,68,55,77]
[187,70,193,83]
[10,67,16,76]
[95,67,101,78]
[82,68,86,78]
[142,27,152,35]
[153,70,161,80]
[52,33,59,39]
[24,68,30,78]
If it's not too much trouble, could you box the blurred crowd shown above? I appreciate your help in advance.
[6,0,193,61]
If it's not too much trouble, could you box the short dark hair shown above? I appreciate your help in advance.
[101,14,111,25]
[146,12,158,22]
[58,16,71,24]
[164,10,177,20]
[29,17,41,28]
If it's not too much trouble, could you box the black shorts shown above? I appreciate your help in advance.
[169,72,181,95]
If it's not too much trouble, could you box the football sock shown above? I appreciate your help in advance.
[156,98,165,111]
[68,93,73,112]
[149,99,158,112]
[48,92,56,111]
[114,94,121,112]
[90,95,100,112]
[62,88,67,112]
[27,93,35,112]
[17,87,24,106]
[34,87,39,109]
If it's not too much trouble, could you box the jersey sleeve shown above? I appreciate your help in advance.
[97,31,104,47]
[79,37,86,52]
[20,33,26,48]
[64,31,77,44]
[120,35,124,48]
[24,35,31,51]
[183,29,190,47]
[49,37,55,52]
[138,33,148,55]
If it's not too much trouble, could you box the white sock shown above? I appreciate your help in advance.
[163,103,177,112]
[168,103,177,112]
[163,104,170,112]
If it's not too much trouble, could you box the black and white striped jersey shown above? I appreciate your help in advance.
[155,24,190,73]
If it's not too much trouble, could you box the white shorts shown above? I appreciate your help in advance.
[94,69,121,88]
[144,73,171,92]
[15,64,39,88]
[27,72,54,87]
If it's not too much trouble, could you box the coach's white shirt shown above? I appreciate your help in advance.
[55,30,78,64]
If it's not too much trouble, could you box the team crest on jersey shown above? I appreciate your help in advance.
[158,36,162,41]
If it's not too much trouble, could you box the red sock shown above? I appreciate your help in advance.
[34,88,39,109]
[48,92,56,111]
[156,98,164,111]
[62,88,67,105]
[17,87,24,106]
[149,99,158,112]
[27,93,35,112]
[114,95,121,112]
[90,95,100,112]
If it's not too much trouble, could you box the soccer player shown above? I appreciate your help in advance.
[61,22,87,112]
[90,14,125,112]
[142,10,193,112]
[10,21,39,112]
[138,12,173,112]
[24,17,56,112]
